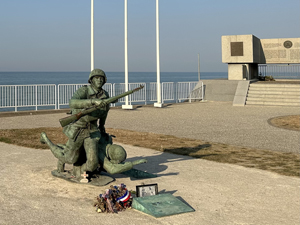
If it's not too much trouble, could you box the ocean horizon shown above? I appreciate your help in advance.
[0,71,228,86]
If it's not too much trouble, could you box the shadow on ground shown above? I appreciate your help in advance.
[111,150,198,180]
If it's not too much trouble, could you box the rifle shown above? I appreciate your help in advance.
[59,85,144,127]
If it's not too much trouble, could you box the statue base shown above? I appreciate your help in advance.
[51,170,115,186]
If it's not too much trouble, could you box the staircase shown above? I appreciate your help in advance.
[246,82,300,107]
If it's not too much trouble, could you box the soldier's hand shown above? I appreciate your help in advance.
[92,99,106,108]
[132,159,147,166]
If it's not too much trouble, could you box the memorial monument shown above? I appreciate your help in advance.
[40,69,148,185]
[222,35,300,80]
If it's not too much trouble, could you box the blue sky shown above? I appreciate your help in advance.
[0,0,299,72]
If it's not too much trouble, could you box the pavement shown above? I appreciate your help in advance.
[0,102,299,225]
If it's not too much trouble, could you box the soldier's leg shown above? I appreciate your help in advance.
[79,137,99,173]
[40,132,82,164]
[57,160,65,173]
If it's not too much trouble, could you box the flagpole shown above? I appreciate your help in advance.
[198,53,200,81]
[154,0,163,108]
[91,0,94,71]
[122,0,133,109]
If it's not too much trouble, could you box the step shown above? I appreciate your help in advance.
[247,94,300,99]
[245,83,300,107]
[250,83,300,88]
[246,101,300,106]
[248,90,300,95]
[249,87,300,92]
[246,97,300,103]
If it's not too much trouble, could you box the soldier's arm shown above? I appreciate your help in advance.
[69,99,95,109]
[99,149,147,175]
[103,158,147,175]
[69,87,94,109]
[69,87,106,109]
[103,157,134,175]
[101,154,147,174]
[98,91,110,133]
[98,149,133,174]
[98,112,108,133]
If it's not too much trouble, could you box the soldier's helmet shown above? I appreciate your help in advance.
[88,68,107,84]
[106,144,127,164]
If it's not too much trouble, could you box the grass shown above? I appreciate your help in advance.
[268,115,300,131]
[0,121,299,177]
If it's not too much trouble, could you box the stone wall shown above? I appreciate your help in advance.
[260,38,300,64]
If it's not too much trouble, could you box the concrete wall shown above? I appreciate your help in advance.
[253,35,262,63]
[260,38,300,64]
[222,34,261,64]
[228,63,258,80]
[200,80,240,102]
[228,64,244,80]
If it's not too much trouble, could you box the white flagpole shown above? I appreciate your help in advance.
[122,0,133,109]
[154,0,163,108]
[91,0,94,71]
[198,53,200,80]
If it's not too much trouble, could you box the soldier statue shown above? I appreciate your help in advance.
[40,69,147,184]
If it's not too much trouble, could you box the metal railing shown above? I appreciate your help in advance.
[57,83,113,109]
[162,82,175,103]
[112,83,147,105]
[177,82,200,103]
[258,64,300,79]
[0,84,56,111]
[0,81,203,112]
[148,83,157,102]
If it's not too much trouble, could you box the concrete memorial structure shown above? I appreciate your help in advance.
[197,35,300,104]
[222,35,300,80]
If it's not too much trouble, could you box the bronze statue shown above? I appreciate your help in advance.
[40,69,147,185]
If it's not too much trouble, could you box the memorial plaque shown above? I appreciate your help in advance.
[132,193,195,218]
[231,42,243,56]
[284,40,293,49]
[260,38,300,63]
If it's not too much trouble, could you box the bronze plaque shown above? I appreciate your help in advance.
[231,42,243,56]
[283,40,293,49]
[132,193,195,218]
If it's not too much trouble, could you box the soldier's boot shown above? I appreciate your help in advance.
[57,160,65,173]
[40,132,66,162]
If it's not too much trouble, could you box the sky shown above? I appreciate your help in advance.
[0,0,299,72]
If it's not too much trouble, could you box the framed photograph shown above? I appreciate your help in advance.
[136,183,158,197]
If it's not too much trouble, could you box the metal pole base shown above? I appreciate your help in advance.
[122,104,134,110]
[154,103,163,108]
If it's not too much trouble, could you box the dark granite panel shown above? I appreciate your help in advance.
[231,42,243,56]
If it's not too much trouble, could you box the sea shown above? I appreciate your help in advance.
[0,71,227,85]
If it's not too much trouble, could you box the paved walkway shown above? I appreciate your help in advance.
[0,102,299,225]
